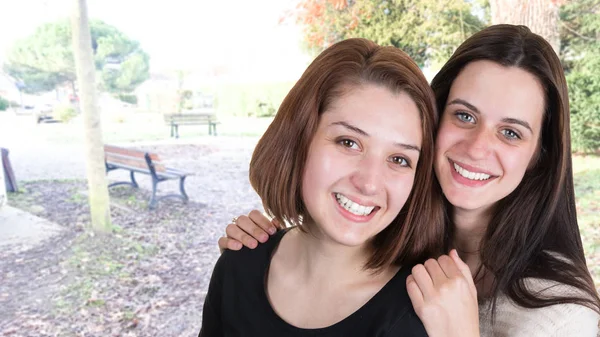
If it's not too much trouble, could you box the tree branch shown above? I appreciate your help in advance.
[560,21,600,42]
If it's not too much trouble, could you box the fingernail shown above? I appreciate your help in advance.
[268,227,277,235]
[260,234,268,242]
[234,242,242,250]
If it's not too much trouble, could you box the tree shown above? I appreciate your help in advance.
[490,0,562,53]
[4,19,149,97]
[0,155,6,209]
[72,0,112,232]
[560,0,600,153]
[289,0,486,67]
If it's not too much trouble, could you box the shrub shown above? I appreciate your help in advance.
[0,96,9,111]
[53,104,78,123]
[256,100,276,117]
[118,94,138,105]
[567,47,600,153]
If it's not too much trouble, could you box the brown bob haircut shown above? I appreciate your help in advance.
[431,24,600,313]
[250,38,445,270]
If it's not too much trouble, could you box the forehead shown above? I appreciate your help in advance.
[448,60,545,121]
[321,84,423,143]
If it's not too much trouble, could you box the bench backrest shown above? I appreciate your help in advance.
[164,113,216,123]
[104,145,166,173]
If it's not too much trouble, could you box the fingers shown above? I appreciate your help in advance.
[423,258,447,286]
[225,223,258,249]
[237,215,269,243]
[450,250,472,279]
[437,254,461,279]
[450,250,477,294]
[406,274,424,308]
[271,217,283,230]
[218,236,242,253]
[248,210,278,235]
[411,264,435,299]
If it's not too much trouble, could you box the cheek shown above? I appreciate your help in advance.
[388,174,416,213]
[301,148,337,196]
[500,147,536,182]
[434,118,457,153]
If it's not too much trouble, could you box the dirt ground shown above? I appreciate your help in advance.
[0,143,263,337]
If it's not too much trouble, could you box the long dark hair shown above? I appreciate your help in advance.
[431,24,600,314]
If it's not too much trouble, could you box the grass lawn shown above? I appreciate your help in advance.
[573,155,600,289]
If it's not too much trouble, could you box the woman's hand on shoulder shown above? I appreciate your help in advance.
[406,250,479,337]
[217,210,281,253]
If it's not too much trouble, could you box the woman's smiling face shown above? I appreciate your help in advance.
[301,84,423,248]
[434,60,545,213]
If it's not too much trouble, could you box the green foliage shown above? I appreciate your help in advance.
[199,82,294,117]
[561,0,600,153]
[0,96,9,111]
[3,19,149,95]
[53,103,78,123]
[117,94,138,105]
[256,100,277,117]
[566,48,600,153]
[296,0,486,66]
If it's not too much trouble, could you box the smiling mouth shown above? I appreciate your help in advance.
[450,160,497,181]
[334,193,378,216]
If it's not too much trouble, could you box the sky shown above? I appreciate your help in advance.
[0,0,312,82]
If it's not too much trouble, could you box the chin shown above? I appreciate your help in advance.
[328,231,372,248]
[444,192,486,211]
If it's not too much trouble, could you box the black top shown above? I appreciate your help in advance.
[199,229,428,337]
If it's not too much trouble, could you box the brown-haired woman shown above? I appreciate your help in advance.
[199,37,460,336]
[218,24,600,336]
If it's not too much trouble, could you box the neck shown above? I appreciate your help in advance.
[451,206,493,274]
[285,226,372,285]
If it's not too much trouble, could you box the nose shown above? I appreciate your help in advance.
[350,155,384,196]
[464,126,493,160]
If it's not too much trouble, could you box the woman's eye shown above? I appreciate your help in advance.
[456,112,475,123]
[391,156,410,167]
[339,139,359,149]
[501,129,521,140]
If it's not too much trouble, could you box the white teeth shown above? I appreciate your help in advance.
[453,163,491,181]
[335,193,375,216]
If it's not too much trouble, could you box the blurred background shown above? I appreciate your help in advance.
[0,0,598,336]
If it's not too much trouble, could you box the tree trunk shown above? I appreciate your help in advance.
[0,154,6,209]
[490,0,561,54]
[71,0,112,232]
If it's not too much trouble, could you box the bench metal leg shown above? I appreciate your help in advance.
[130,171,139,188]
[149,178,159,210]
[179,176,189,202]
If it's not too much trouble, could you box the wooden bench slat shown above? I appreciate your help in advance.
[105,153,166,172]
[104,145,160,161]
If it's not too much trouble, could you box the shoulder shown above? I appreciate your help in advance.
[218,228,289,276]
[523,276,593,300]
[379,266,428,336]
[479,290,599,337]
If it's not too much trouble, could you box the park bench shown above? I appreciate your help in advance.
[163,112,219,138]
[104,145,190,210]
